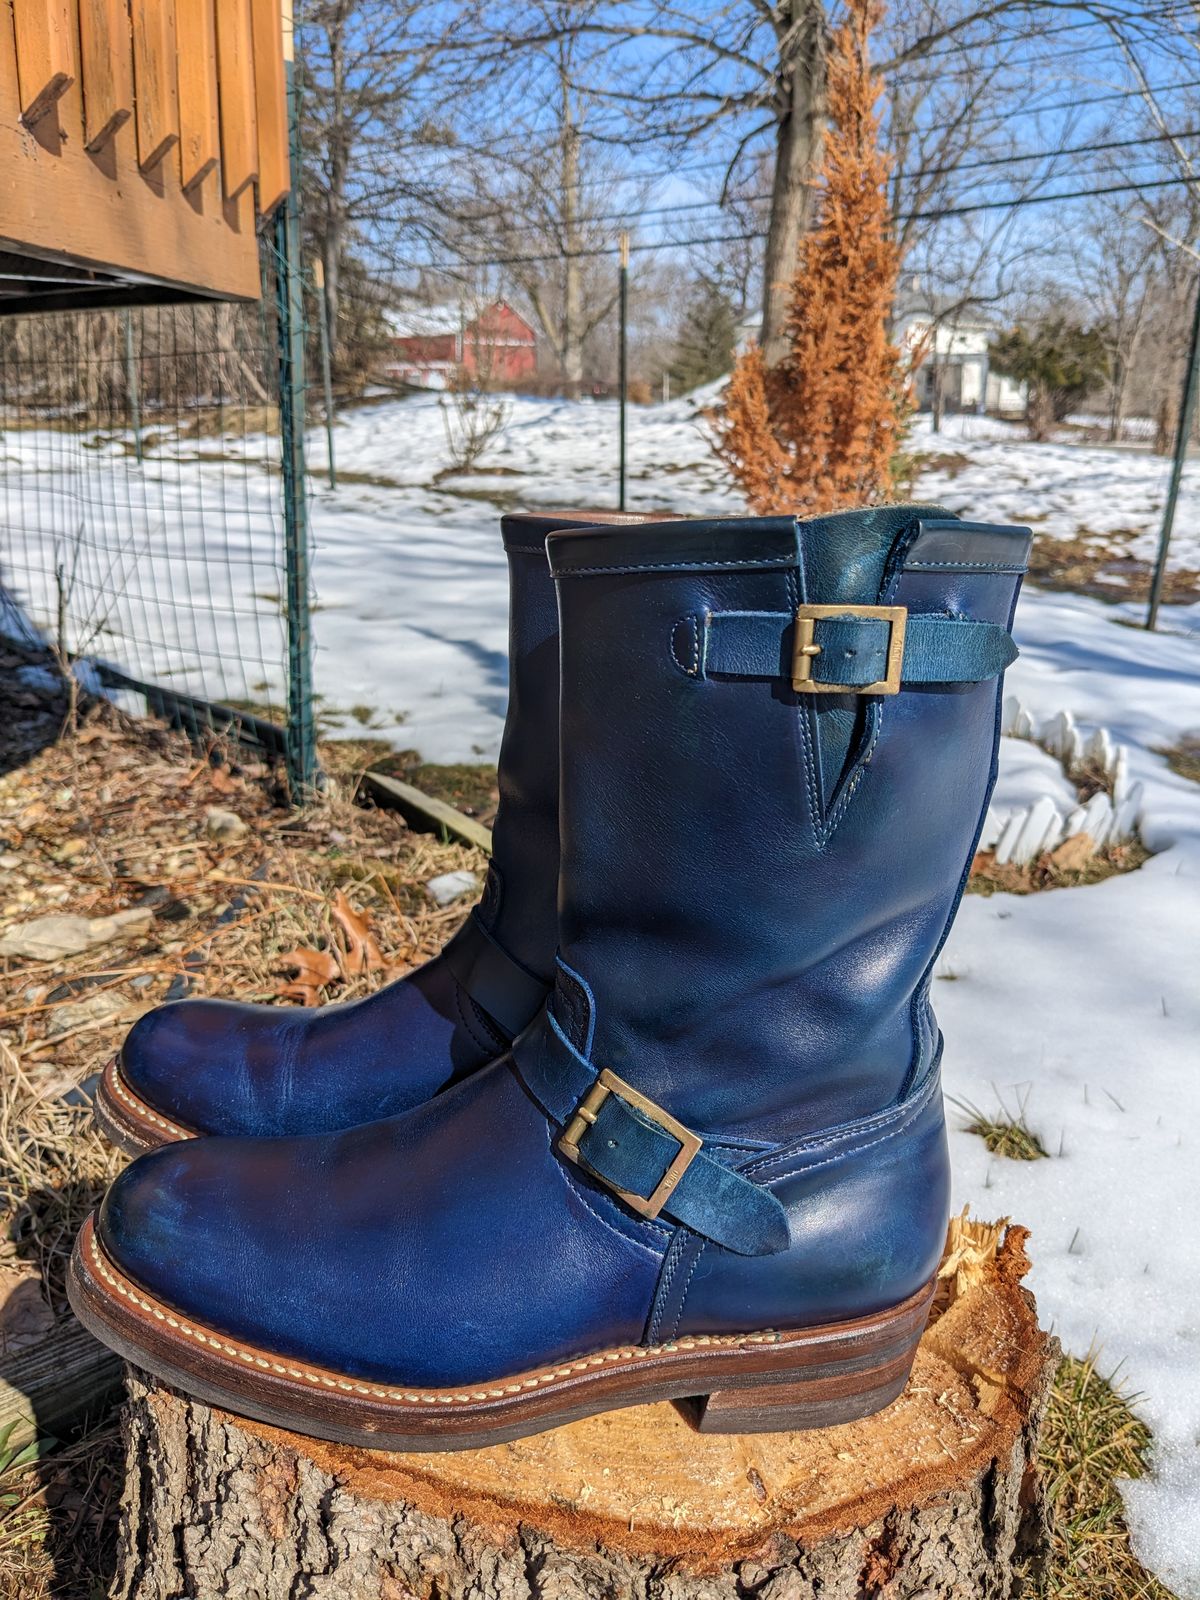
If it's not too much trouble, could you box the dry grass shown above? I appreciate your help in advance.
[1157,735,1200,787]
[958,1102,1049,1162]
[968,840,1150,897]
[1026,528,1200,608]
[0,678,486,1597]
[1040,1353,1177,1600]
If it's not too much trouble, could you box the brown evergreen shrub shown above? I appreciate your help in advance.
[713,0,909,515]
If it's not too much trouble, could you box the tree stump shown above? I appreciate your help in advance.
[108,1219,1058,1600]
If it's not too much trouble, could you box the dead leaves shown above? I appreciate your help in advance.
[277,890,387,1006]
[276,947,341,1006]
[331,889,384,976]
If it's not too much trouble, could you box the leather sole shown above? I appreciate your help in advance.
[69,1216,934,1451]
[93,1057,197,1157]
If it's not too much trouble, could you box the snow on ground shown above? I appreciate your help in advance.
[938,588,1200,1597]
[4,392,1198,756]
[3,392,1200,1590]
[305,397,1200,754]
[911,412,1200,576]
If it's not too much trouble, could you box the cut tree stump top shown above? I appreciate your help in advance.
[253,1224,1047,1566]
[113,1219,1059,1600]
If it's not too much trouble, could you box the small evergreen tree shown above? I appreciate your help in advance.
[712,0,907,515]
[989,318,1111,441]
[672,275,740,395]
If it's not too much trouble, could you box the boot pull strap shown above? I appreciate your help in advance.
[690,606,1017,696]
[512,1015,790,1258]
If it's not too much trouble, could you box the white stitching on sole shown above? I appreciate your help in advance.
[82,1228,783,1409]
[104,1061,197,1142]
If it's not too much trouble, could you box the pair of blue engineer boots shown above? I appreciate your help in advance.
[70,504,1030,1451]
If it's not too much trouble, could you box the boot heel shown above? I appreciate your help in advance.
[675,1302,928,1435]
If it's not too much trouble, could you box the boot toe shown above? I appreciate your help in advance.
[96,1134,311,1352]
[119,999,301,1137]
[97,1138,229,1315]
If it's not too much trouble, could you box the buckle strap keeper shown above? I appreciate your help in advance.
[700,605,1017,695]
[443,913,551,1039]
[512,1017,790,1257]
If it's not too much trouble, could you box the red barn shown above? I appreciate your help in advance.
[386,300,537,389]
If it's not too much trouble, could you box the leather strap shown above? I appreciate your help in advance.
[512,1014,790,1257]
[701,609,1016,689]
[442,914,551,1039]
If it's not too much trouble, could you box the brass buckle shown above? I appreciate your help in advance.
[792,604,907,696]
[558,1069,703,1220]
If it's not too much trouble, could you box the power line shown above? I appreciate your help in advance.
[886,0,1192,71]
[358,125,1200,237]
[408,61,1200,222]
[337,172,1198,285]
[398,3,1195,188]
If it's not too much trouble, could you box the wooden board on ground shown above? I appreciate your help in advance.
[362,769,494,855]
[106,1218,1059,1600]
[0,1314,122,1447]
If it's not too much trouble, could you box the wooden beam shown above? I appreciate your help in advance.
[249,0,288,214]
[0,116,261,301]
[131,0,179,170]
[214,0,257,202]
[77,0,133,151]
[175,0,219,191]
[361,771,494,855]
[12,0,76,125]
[0,1315,123,1453]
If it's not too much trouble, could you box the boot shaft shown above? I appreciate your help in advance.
[480,511,655,981]
[546,509,1029,1143]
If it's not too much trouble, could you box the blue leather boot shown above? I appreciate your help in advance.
[72,507,1029,1449]
[95,511,647,1152]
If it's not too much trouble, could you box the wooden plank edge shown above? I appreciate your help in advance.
[361,771,493,855]
[0,1316,124,1450]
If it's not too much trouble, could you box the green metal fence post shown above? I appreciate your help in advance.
[618,231,628,511]
[313,256,337,490]
[1147,272,1200,630]
[275,17,319,795]
[122,310,143,465]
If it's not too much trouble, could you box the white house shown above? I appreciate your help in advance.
[735,292,1027,417]
[893,288,1027,416]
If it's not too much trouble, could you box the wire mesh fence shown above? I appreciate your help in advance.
[0,249,298,763]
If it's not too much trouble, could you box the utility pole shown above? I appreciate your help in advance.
[1147,274,1200,630]
[618,230,629,511]
[313,256,337,490]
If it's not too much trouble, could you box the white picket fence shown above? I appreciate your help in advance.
[979,699,1145,867]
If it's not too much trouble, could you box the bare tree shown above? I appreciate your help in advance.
[298,1,469,373]
[436,320,512,479]
[897,123,1076,430]
[1070,199,1158,441]
[445,3,638,396]
[1133,182,1200,454]
[1101,46,1200,452]
[448,1,1200,375]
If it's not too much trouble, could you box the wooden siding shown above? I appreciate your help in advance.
[0,0,289,302]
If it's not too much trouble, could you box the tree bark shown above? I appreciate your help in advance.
[107,1223,1057,1600]
[760,1,828,368]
